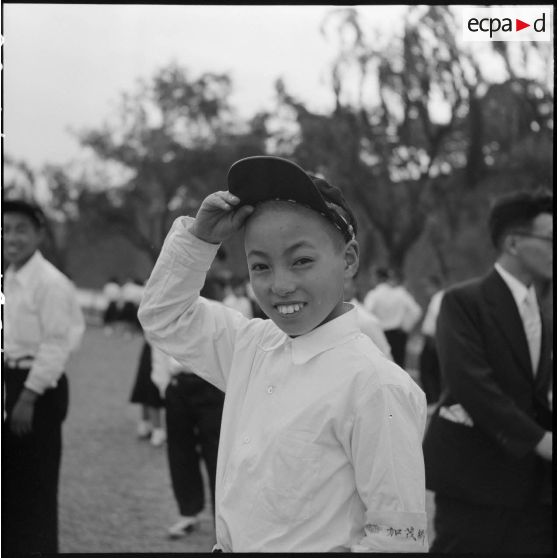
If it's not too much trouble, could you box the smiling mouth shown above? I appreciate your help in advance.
[274,302,307,316]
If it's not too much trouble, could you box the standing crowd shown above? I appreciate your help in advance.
[2,156,553,554]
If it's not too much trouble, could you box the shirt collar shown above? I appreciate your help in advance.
[261,304,359,365]
[494,262,536,308]
[7,250,44,288]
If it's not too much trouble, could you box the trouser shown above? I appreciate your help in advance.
[2,367,69,555]
[165,373,224,517]
[384,328,408,368]
[418,336,441,404]
[430,493,554,554]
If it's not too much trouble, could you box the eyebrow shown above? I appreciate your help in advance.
[247,240,316,259]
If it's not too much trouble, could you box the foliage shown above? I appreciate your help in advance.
[5,8,553,290]
[73,63,269,262]
[270,6,553,282]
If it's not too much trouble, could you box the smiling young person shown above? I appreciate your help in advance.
[3,199,85,554]
[138,156,427,552]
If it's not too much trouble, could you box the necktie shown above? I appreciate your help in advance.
[522,289,541,375]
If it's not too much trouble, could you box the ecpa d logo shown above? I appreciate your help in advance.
[462,7,552,41]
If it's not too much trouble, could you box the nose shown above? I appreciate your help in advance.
[270,269,296,297]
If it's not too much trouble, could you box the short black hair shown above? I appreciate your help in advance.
[488,189,554,249]
[3,199,46,229]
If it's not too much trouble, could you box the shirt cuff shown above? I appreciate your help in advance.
[351,511,428,552]
[167,216,221,273]
[24,373,55,395]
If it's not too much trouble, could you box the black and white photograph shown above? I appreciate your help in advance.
[1,3,554,554]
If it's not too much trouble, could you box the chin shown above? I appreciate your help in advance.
[268,316,316,337]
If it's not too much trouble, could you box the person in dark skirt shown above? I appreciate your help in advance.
[130,339,166,446]
[102,276,122,334]
[120,278,145,336]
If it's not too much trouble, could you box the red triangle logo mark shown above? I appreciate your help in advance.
[516,19,530,31]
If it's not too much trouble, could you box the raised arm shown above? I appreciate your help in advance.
[138,191,258,392]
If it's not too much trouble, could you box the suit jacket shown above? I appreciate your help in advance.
[423,269,553,508]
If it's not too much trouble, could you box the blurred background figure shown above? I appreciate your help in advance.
[129,337,166,447]
[246,281,267,319]
[418,275,444,409]
[102,276,122,335]
[3,199,85,555]
[363,267,422,368]
[151,277,225,541]
[120,277,145,338]
[222,276,253,318]
[344,275,392,359]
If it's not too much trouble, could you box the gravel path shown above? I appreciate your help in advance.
[58,326,435,553]
[59,327,215,553]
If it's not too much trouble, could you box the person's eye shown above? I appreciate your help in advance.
[294,257,313,266]
[250,263,269,272]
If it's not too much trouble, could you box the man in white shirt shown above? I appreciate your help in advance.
[3,199,85,554]
[343,275,392,359]
[423,190,554,553]
[363,268,422,367]
[222,277,253,318]
[139,156,427,552]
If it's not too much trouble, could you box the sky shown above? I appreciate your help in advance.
[2,4,408,168]
[2,4,552,169]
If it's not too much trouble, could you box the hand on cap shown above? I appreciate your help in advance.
[189,191,254,244]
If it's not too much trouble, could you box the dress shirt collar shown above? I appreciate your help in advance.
[494,262,536,309]
[5,250,44,288]
[260,304,361,365]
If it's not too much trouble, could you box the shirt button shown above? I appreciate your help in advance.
[243,436,251,444]
[267,385,274,394]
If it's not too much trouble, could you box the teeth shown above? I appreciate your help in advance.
[277,303,304,315]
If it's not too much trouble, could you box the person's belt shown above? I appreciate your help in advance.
[4,355,35,370]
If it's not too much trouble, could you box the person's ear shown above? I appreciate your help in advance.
[502,234,518,256]
[343,240,359,279]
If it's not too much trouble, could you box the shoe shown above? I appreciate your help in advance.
[137,420,152,439]
[150,428,167,447]
[167,516,198,538]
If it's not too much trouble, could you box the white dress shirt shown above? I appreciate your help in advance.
[121,281,145,305]
[150,344,186,397]
[494,263,541,372]
[102,281,121,302]
[139,217,428,553]
[421,290,444,337]
[350,298,393,359]
[4,250,85,394]
[363,283,422,332]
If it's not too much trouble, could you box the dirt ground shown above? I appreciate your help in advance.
[59,327,215,553]
[58,326,435,553]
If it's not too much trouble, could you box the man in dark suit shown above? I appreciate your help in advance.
[423,190,554,554]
